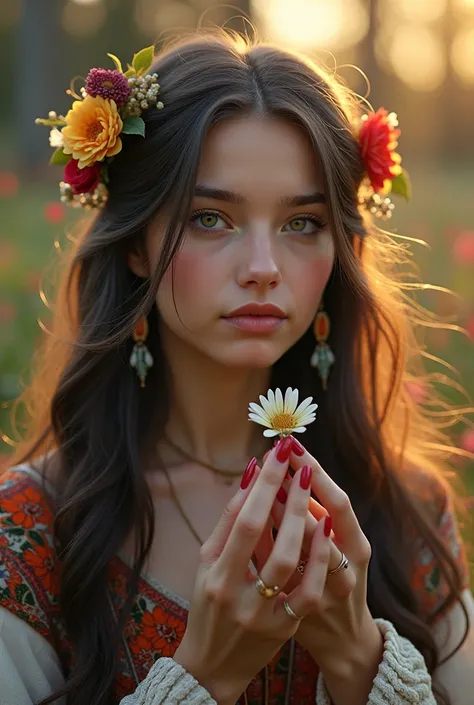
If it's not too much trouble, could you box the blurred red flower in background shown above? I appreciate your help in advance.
[43,202,65,224]
[0,171,19,198]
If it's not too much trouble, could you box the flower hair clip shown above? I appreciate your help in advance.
[35,46,163,209]
[356,108,412,220]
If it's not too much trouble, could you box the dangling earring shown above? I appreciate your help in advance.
[129,315,154,388]
[310,302,335,391]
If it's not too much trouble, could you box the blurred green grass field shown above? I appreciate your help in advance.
[0,164,473,577]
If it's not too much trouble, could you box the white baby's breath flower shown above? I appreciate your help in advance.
[49,128,64,148]
[248,387,318,438]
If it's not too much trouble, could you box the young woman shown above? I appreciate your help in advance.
[0,30,473,705]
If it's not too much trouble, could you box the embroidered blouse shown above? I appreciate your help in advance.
[0,463,470,705]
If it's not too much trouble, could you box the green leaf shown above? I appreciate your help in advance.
[132,46,154,76]
[107,52,123,73]
[121,116,145,138]
[390,168,412,201]
[124,68,135,78]
[28,530,45,546]
[35,116,67,128]
[49,148,71,166]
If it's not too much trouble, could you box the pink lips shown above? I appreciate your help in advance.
[222,303,287,333]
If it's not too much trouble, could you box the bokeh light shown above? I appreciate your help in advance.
[395,0,447,23]
[253,0,368,52]
[389,25,446,91]
[451,27,474,84]
[62,0,107,37]
[135,0,198,35]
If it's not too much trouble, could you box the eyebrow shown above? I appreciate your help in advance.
[194,184,326,207]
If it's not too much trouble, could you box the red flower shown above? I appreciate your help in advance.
[23,544,57,594]
[359,108,402,192]
[1,486,52,529]
[85,68,131,107]
[139,605,185,657]
[64,159,101,195]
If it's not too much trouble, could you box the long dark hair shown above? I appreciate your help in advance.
[6,29,470,705]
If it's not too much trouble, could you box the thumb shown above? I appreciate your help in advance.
[200,459,260,566]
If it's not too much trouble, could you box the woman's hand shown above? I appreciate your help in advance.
[173,436,332,705]
[255,436,383,688]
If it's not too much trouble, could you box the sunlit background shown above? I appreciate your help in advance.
[0,1,473,539]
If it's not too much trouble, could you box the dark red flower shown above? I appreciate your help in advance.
[64,159,101,195]
[85,68,131,107]
[359,108,402,192]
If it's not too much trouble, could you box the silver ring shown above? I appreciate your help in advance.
[283,598,303,621]
[328,551,349,576]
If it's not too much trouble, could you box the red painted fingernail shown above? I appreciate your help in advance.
[276,436,293,463]
[291,436,305,456]
[324,515,332,537]
[300,464,312,490]
[276,487,287,504]
[240,457,257,489]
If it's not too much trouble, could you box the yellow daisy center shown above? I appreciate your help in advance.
[270,412,295,432]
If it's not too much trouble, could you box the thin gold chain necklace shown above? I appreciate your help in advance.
[162,433,247,485]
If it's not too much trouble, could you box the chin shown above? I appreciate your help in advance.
[213,340,287,369]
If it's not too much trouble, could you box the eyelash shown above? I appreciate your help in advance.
[189,209,327,235]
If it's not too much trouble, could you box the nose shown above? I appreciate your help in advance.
[237,230,281,291]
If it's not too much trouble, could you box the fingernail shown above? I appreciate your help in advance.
[300,464,312,490]
[276,436,293,463]
[276,487,287,504]
[290,436,305,456]
[240,457,257,490]
[324,515,332,537]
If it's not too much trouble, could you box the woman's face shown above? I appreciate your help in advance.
[132,115,335,369]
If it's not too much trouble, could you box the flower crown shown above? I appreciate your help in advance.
[36,47,410,218]
[36,45,163,209]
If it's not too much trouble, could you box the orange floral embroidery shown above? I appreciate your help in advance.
[23,544,57,594]
[1,486,52,529]
[139,605,185,657]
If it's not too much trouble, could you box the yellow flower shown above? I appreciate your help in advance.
[62,95,123,168]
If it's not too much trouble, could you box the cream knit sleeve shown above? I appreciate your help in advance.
[118,657,217,705]
[316,618,437,705]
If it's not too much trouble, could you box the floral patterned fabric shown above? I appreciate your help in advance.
[0,466,470,705]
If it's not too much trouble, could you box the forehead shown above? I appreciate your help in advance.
[195,115,324,199]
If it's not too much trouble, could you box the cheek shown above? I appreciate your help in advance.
[294,245,334,304]
[158,250,218,311]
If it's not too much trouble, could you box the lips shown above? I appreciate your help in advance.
[223,303,286,318]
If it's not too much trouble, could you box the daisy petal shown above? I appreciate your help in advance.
[249,402,268,418]
[292,427,308,434]
[295,396,314,415]
[267,388,275,408]
[259,394,274,415]
[263,428,280,437]
[284,387,299,415]
[297,413,316,425]
[249,413,272,428]
[275,388,284,413]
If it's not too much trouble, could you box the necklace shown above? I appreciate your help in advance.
[161,462,295,705]
[162,433,259,485]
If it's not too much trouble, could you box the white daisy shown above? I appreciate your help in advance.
[248,387,318,438]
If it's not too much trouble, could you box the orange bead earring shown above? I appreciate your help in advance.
[129,315,154,388]
[310,302,335,391]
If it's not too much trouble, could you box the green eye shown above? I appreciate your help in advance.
[289,218,306,232]
[199,213,219,228]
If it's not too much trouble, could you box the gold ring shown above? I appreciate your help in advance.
[328,551,349,576]
[255,574,281,599]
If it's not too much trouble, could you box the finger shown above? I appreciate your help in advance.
[216,436,293,576]
[200,458,260,566]
[281,513,332,621]
[252,517,275,574]
[289,436,364,554]
[271,479,344,573]
[259,464,312,590]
